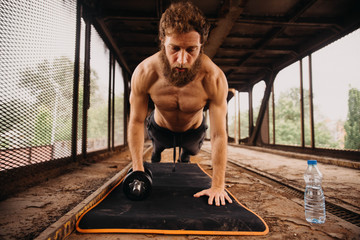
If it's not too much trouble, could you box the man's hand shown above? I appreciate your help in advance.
[194,187,233,206]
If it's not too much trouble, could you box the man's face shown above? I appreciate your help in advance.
[160,31,202,87]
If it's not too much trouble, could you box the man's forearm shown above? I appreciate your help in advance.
[128,120,145,171]
[210,134,227,189]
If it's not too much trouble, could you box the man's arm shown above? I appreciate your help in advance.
[194,67,232,206]
[128,66,149,172]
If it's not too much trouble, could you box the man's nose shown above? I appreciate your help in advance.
[177,50,187,66]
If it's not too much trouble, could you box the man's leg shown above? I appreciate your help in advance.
[179,123,207,163]
[146,112,173,163]
[151,143,165,163]
[179,149,191,162]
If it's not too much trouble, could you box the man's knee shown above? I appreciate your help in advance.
[151,145,164,163]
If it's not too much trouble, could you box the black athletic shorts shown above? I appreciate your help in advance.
[146,111,208,162]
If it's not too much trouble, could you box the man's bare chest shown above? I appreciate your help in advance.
[149,83,207,113]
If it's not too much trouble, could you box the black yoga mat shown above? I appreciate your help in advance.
[76,162,269,235]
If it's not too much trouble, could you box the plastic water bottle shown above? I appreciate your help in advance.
[304,160,326,224]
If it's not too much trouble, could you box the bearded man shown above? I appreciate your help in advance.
[128,1,232,206]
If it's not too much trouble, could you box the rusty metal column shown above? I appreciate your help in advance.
[308,55,315,148]
[300,59,305,147]
[238,91,241,142]
[271,86,275,144]
[248,88,253,140]
[111,56,115,150]
[108,53,113,151]
[71,0,82,161]
[82,18,91,158]
[234,90,238,143]
[123,70,130,145]
[249,72,276,145]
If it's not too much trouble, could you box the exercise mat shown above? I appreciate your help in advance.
[76,162,269,235]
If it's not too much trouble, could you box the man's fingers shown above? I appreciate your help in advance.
[194,189,233,206]
[193,190,206,198]
[208,195,214,205]
[220,195,226,206]
[225,194,233,203]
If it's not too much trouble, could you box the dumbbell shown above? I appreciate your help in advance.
[122,166,153,201]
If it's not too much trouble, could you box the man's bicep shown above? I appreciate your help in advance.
[129,90,149,123]
[209,100,227,137]
[129,73,148,123]
[209,73,228,136]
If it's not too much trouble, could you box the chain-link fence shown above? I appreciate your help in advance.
[0,0,126,197]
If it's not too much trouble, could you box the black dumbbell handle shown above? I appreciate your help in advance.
[123,170,152,201]
[129,179,145,196]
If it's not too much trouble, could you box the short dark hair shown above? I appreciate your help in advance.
[159,1,209,44]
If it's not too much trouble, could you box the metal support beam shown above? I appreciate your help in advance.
[108,53,112,151]
[248,87,253,139]
[111,55,115,150]
[95,18,131,74]
[82,18,91,158]
[249,72,276,145]
[234,90,237,143]
[308,55,315,148]
[228,0,317,80]
[71,0,82,161]
[271,86,275,144]
[123,70,130,145]
[237,91,241,142]
[204,0,245,59]
[300,59,305,147]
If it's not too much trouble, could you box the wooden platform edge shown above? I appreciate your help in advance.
[34,146,153,240]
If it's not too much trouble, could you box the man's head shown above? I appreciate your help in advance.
[159,1,209,45]
[159,1,209,87]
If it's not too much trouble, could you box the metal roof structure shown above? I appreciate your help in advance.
[83,0,360,91]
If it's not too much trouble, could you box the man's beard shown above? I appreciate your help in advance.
[160,47,202,87]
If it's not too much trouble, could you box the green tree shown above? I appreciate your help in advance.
[0,99,30,149]
[228,108,249,140]
[275,88,302,145]
[87,70,108,140]
[344,88,360,150]
[19,57,74,146]
[275,87,339,148]
[16,57,101,147]
[0,99,28,136]
[114,94,125,145]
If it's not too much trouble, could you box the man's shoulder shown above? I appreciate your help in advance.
[135,52,160,73]
[132,52,161,86]
[201,55,226,85]
[200,54,228,99]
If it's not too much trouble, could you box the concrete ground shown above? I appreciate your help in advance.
[0,142,359,239]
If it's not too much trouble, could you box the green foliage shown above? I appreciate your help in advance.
[228,110,249,139]
[344,88,360,150]
[114,94,125,145]
[240,111,249,138]
[0,99,28,136]
[275,88,302,145]
[18,57,75,146]
[0,99,29,149]
[275,87,340,148]
[2,55,125,151]
[32,106,52,146]
[87,101,108,139]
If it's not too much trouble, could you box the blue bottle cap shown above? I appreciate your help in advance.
[307,160,317,165]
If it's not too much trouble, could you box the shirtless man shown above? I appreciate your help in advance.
[128,1,232,206]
